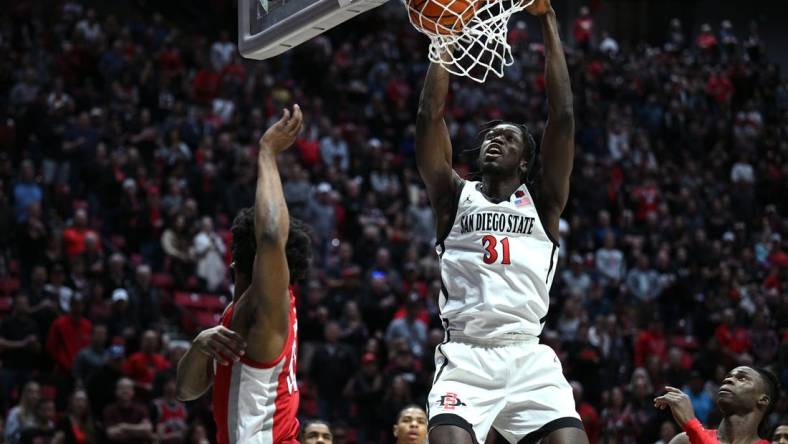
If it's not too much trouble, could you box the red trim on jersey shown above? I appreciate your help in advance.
[683,419,769,444]
[238,314,294,369]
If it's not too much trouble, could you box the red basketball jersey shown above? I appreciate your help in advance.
[213,288,299,444]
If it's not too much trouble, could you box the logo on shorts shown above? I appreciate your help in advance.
[437,392,466,410]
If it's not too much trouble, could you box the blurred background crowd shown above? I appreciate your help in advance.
[0,0,786,443]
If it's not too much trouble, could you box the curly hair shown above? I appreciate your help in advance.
[755,367,781,438]
[230,208,312,284]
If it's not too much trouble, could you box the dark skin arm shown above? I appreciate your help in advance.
[529,0,575,241]
[175,324,246,401]
[416,55,463,241]
[233,105,303,363]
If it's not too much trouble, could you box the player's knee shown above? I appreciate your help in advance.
[428,424,475,444]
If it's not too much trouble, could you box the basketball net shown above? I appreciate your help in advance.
[407,0,535,83]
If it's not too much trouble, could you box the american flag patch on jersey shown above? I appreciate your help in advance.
[514,197,530,207]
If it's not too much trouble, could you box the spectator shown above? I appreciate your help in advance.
[634,318,667,368]
[654,420,678,444]
[309,322,356,421]
[52,389,96,444]
[73,324,108,388]
[191,216,226,292]
[301,420,334,444]
[391,405,427,444]
[18,398,56,444]
[379,376,413,442]
[12,160,42,224]
[128,264,161,331]
[561,254,592,298]
[599,31,619,55]
[209,31,235,71]
[103,378,154,444]
[151,376,187,444]
[342,352,383,443]
[86,345,126,420]
[160,214,193,287]
[123,330,169,398]
[774,425,788,444]
[571,381,600,444]
[626,255,661,303]
[595,233,625,284]
[46,296,92,374]
[683,371,714,424]
[4,382,40,444]
[183,422,210,444]
[573,6,594,51]
[62,209,97,259]
[385,293,427,357]
[46,263,75,313]
[0,295,41,411]
[320,128,350,172]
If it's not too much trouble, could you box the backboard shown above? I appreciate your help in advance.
[238,0,390,60]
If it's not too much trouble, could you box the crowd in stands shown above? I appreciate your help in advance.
[0,0,786,443]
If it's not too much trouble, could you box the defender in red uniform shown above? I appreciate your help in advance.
[176,105,310,443]
[654,366,780,444]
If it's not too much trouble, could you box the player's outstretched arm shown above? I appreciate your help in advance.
[529,0,574,240]
[416,59,462,240]
[237,105,303,363]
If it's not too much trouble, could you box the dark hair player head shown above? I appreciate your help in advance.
[230,207,312,299]
[717,366,780,438]
[478,121,539,186]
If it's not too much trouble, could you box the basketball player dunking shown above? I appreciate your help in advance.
[415,1,588,443]
[176,105,310,444]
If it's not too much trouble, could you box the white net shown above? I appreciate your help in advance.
[405,0,535,83]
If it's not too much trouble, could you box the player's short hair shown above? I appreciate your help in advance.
[302,418,331,431]
[231,208,312,283]
[754,367,780,438]
[479,120,540,185]
[395,404,427,422]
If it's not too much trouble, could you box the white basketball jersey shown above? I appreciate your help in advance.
[437,180,559,339]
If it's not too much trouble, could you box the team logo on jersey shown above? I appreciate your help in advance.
[437,392,466,410]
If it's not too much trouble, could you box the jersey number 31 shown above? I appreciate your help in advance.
[482,235,511,265]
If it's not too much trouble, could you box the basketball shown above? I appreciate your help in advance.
[407,0,478,35]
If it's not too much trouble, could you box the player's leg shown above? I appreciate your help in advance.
[429,423,476,444]
[427,341,506,444]
[493,343,587,444]
[540,427,589,444]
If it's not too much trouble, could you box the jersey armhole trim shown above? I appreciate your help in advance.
[525,184,560,247]
[236,289,295,369]
[435,176,465,246]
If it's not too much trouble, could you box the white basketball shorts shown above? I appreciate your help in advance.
[427,337,583,444]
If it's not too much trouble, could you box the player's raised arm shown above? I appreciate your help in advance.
[241,105,303,362]
[416,59,462,240]
[529,0,574,240]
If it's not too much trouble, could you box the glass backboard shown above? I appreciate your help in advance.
[238,0,390,60]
